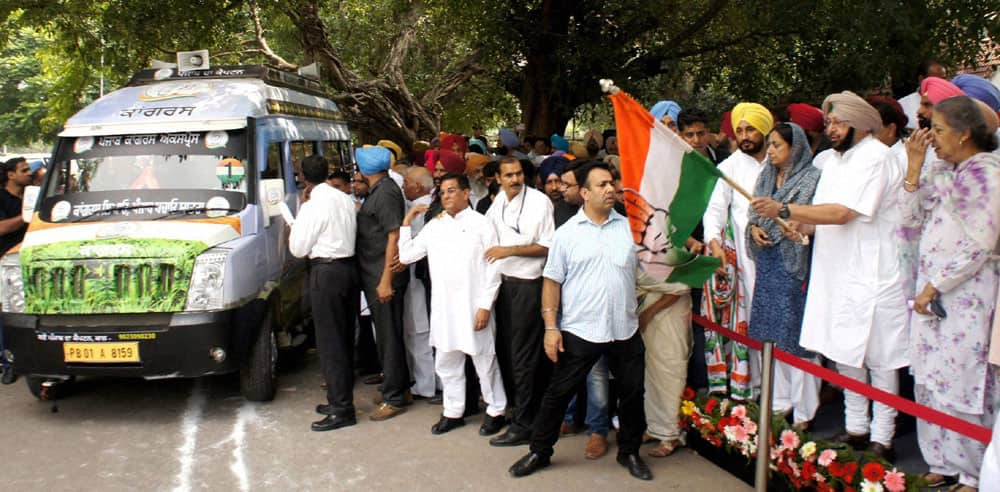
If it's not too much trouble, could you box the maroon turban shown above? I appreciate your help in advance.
[787,103,825,133]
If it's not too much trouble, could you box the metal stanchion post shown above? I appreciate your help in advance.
[755,341,776,492]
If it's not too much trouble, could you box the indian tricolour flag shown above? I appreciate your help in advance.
[610,90,721,287]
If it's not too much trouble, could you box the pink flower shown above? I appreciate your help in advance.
[744,420,758,434]
[731,405,747,419]
[780,430,800,450]
[883,468,906,492]
[731,425,748,442]
[817,449,837,467]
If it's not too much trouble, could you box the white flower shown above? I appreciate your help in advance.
[861,479,885,492]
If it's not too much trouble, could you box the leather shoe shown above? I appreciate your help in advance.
[584,433,608,459]
[867,441,895,462]
[1,367,16,385]
[479,414,506,436]
[310,414,356,432]
[831,430,870,449]
[509,452,550,478]
[315,403,334,415]
[617,453,653,481]
[490,429,531,447]
[431,415,466,435]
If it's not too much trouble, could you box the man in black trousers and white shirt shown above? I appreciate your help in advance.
[289,155,360,432]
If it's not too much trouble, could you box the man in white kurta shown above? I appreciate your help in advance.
[755,92,909,457]
[398,174,507,435]
[702,103,772,395]
[400,167,437,399]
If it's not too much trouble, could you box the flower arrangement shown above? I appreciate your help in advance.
[679,388,923,491]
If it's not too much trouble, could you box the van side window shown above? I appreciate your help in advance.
[263,143,283,179]
[322,141,348,173]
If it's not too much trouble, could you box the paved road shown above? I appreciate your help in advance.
[0,351,750,491]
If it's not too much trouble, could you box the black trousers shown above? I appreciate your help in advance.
[530,331,646,457]
[310,259,360,417]
[495,277,551,433]
[362,280,411,407]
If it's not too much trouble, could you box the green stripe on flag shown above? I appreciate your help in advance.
[663,151,723,287]
[667,151,722,248]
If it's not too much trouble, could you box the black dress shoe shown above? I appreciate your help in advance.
[311,414,356,432]
[867,441,895,462]
[831,430,870,449]
[509,452,550,477]
[490,429,531,447]
[479,414,506,436]
[617,453,653,481]
[431,415,466,435]
[1,367,17,385]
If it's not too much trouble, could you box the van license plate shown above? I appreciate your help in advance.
[64,342,140,363]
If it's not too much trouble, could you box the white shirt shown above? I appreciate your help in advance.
[485,186,555,279]
[702,150,766,315]
[288,183,356,259]
[898,91,920,130]
[389,168,404,191]
[398,207,502,355]
[800,136,909,369]
[403,193,433,335]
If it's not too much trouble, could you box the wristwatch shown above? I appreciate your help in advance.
[778,203,791,219]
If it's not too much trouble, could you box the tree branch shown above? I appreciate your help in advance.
[380,2,423,85]
[665,0,729,47]
[249,0,298,71]
[421,50,484,106]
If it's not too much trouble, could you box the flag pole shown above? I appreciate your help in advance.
[600,79,809,246]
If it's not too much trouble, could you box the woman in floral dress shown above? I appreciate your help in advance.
[902,96,1000,491]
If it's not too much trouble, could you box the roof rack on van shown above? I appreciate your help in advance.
[127,65,330,99]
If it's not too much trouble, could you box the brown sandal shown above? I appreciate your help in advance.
[648,439,681,458]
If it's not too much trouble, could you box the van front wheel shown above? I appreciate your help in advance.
[240,310,277,401]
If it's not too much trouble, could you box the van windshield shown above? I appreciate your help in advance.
[40,130,249,222]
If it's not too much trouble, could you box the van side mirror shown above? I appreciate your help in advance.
[21,185,40,223]
[259,179,286,226]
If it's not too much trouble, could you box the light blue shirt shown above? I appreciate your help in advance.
[543,208,638,343]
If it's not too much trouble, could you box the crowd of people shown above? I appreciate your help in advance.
[288,61,1000,488]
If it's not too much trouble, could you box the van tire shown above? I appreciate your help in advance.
[240,310,277,401]
[26,376,45,399]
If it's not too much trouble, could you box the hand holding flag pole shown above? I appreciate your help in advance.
[600,79,808,246]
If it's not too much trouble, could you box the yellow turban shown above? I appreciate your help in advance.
[730,103,774,135]
[377,140,403,166]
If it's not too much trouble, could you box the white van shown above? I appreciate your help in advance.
[1,64,353,401]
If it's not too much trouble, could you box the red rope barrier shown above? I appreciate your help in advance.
[692,314,993,444]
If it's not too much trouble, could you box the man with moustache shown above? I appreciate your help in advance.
[485,157,556,447]
[508,162,652,481]
[397,173,508,436]
[679,108,728,164]
[752,91,908,460]
[701,103,773,400]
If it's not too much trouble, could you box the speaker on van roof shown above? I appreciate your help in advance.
[177,50,210,73]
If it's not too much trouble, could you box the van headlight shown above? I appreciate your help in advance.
[185,249,228,311]
[0,253,25,313]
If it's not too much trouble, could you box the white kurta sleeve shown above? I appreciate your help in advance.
[288,202,319,258]
[702,158,734,245]
[475,222,503,311]
[397,225,428,265]
[536,198,556,248]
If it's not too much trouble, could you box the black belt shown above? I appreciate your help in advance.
[501,274,542,283]
[310,256,354,265]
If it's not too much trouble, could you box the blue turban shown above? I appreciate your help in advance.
[649,100,682,123]
[499,128,520,149]
[468,137,488,154]
[539,155,569,180]
[355,146,392,175]
[952,74,1000,111]
[550,134,569,152]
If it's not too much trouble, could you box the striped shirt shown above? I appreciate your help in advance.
[543,207,638,343]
